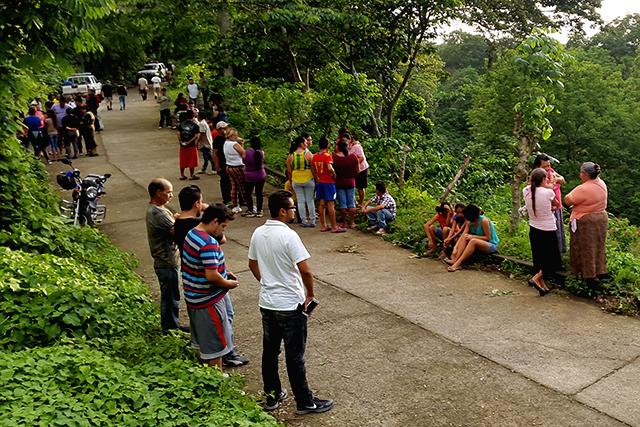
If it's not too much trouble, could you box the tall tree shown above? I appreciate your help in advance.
[469,31,569,232]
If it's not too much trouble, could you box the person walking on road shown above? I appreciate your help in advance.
[248,190,334,415]
[138,76,149,101]
[187,78,199,104]
[102,80,114,110]
[116,83,128,110]
[145,178,182,332]
[151,75,162,100]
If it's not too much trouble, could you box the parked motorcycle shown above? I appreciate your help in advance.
[56,159,111,226]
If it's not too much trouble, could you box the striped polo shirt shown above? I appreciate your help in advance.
[181,228,228,309]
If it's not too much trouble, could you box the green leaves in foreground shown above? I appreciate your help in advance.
[0,247,156,351]
[0,345,278,427]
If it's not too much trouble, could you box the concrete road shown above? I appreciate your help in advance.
[53,96,640,426]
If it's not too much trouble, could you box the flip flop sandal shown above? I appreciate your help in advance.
[179,176,188,180]
[320,226,331,232]
[447,266,460,272]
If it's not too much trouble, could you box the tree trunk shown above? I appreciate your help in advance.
[398,144,410,191]
[217,7,233,77]
[281,27,303,84]
[385,105,393,137]
[510,112,531,233]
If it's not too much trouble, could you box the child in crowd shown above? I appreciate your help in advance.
[312,137,345,233]
[423,202,453,257]
[441,203,466,258]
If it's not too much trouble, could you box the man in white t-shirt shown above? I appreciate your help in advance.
[138,76,148,101]
[186,78,199,104]
[197,111,214,175]
[248,190,334,415]
[151,75,162,100]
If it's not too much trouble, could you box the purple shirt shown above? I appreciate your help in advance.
[243,148,266,182]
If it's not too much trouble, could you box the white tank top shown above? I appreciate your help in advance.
[224,140,244,166]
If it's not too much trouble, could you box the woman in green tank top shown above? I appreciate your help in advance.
[446,204,499,272]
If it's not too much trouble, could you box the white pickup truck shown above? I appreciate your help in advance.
[61,73,102,96]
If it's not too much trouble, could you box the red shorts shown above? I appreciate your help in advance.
[179,146,198,169]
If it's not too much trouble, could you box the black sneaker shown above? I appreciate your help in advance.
[222,354,249,367]
[296,397,334,415]
[264,389,288,411]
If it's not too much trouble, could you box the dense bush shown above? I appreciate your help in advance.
[0,248,156,351]
[0,345,277,426]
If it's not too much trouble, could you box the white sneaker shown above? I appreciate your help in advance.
[231,206,242,214]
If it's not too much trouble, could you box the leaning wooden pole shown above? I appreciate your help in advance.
[439,155,471,203]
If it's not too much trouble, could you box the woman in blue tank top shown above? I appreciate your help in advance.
[445,204,499,272]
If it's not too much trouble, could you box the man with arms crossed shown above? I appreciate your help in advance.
[248,190,334,414]
[182,203,238,367]
[146,178,181,332]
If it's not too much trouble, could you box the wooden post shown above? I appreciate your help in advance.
[440,155,471,203]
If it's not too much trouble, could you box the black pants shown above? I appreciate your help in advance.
[140,89,148,100]
[218,166,232,205]
[81,128,96,151]
[28,132,49,162]
[244,180,265,212]
[159,109,171,128]
[529,226,562,277]
[260,308,314,407]
[200,147,213,172]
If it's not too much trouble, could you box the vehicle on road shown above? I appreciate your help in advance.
[57,159,111,227]
[137,62,167,81]
[61,73,102,96]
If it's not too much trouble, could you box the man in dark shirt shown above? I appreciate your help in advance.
[61,108,80,159]
[212,121,231,205]
[102,80,114,110]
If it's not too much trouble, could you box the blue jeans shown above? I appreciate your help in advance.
[336,187,356,209]
[261,307,314,407]
[292,179,316,225]
[200,147,213,172]
[223,293,237,357]
[367,208,395,229]
[154,267,180,331]
[119,95,126,110]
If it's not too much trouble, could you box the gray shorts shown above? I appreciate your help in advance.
[188,297,233,360]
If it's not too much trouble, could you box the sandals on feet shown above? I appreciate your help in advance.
[447,266,460,272]
[320,226,331,232]
[179,176,188,181]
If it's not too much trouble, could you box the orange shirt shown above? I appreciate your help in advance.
[312,151,334,183]
[565,178,607,220]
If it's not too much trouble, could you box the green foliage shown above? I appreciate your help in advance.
[0,345,278,426]
[0,248,156,351]
[311,65,380,133]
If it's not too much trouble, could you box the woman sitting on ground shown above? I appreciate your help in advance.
[423,202,453,257]
[524,168,561,296]
[564,162,608,288]
[446,204,500,272]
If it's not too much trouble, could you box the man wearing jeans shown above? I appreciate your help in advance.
[248,190,334,415]
[363,181,396,236]
[146,178,181,332]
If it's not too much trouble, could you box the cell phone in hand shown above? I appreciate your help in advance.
[303,298,319,316]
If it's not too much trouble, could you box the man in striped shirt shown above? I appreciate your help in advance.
[182,203,237,367]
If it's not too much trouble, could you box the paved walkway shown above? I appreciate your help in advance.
[57,96,640,426]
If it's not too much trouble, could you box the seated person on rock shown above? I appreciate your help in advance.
[423,202,453,257]
[445,204,499,272]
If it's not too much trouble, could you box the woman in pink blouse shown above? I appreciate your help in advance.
[564,162,608,285]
